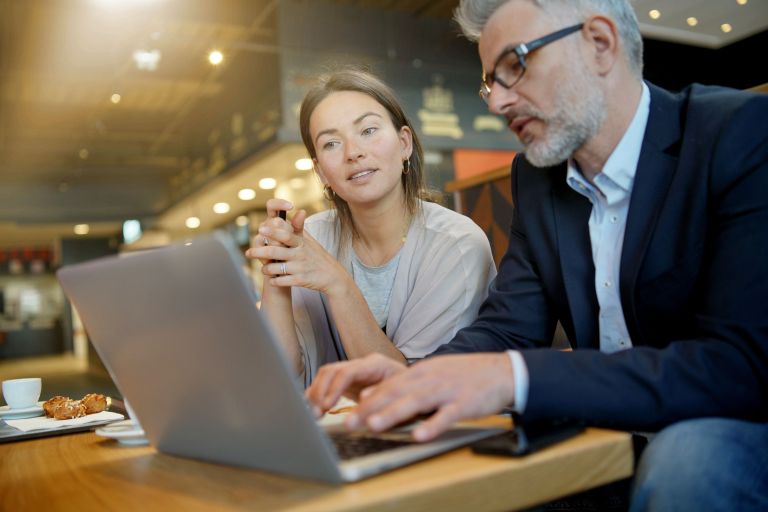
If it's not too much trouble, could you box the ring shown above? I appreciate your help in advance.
[280,262,287,275]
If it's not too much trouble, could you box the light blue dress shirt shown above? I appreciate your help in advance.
[508,83,651,412]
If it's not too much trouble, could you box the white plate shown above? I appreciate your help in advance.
[0,403,44,420]
[95,420,149,446]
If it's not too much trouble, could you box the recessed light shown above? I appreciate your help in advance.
[235,215,249,227]
[736,0,748,6]
[294,158,313,171]
[79,148,89,160]
[289,177,306,190]
[185,216,201,229]
[208,50,224,65]
[686,17,698,27]
[258,178,277,190]
[721,23,733,33]
[649,9,661,20]
[238,188,256,201]
[110,93,121,104]
[74,224,90,235]
[132,49,161,71]
[213,202,230,214]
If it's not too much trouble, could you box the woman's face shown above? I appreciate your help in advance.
[310,90,412,209]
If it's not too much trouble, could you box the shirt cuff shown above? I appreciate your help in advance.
[506,350,530,414]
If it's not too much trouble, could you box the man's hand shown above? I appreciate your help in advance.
[347,353,515,442]
[305,353,406,417]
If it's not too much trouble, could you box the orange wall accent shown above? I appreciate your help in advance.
[453,149,517,181]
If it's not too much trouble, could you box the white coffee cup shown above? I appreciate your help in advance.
[2,378,42,409]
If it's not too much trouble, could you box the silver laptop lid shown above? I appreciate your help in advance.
[57,232,345,482]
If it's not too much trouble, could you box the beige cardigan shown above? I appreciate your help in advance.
[290,201,497,387]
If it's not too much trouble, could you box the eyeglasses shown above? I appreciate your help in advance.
[479,23,584,103]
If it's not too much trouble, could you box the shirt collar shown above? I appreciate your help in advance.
[567,82,651,203]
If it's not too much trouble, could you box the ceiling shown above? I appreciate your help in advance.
[1,0,766,249]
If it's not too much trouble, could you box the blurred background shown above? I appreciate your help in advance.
[1,0,766,399]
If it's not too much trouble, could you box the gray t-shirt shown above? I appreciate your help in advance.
[351,251,401,328]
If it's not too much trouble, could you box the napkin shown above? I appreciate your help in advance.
[5,411,124,433]
[318,396,357,427]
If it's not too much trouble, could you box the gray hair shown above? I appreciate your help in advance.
[454,0,643,77]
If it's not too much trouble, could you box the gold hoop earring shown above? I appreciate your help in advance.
[403,158,411,175]
[323,185,335,201]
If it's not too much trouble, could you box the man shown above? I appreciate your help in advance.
[306,0,768,509]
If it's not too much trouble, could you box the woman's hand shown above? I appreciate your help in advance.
[246,199,350,296]
[247,198,304,266]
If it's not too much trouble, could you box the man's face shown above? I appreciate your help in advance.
[478,0,605,167]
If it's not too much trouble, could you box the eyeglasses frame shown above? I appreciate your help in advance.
[479,23,585,102]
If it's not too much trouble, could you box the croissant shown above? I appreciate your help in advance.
[52,399,87,420]
[81,393,108,414]
[43,396,71,418]
[43,393,109,420]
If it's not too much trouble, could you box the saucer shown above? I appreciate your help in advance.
[0,403,44,420]
[95,420,149,446]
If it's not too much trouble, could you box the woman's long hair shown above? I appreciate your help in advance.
[299,67,427,245]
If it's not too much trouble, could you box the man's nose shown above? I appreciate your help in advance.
[487,82,519,115]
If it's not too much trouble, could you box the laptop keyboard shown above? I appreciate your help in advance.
[328,431,416,460]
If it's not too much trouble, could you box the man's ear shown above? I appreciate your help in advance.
[583,15,620,76]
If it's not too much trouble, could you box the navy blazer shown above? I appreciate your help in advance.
[435,83,768,431]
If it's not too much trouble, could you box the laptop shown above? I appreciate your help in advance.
[57,231,501,483]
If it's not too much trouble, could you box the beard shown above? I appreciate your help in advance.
[517,66,606,168]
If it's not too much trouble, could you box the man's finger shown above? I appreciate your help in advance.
[412,403,463,442]
[362,386,440,432]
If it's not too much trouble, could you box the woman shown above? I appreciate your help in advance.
[247,69,495,386]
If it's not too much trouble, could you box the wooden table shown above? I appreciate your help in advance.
[0,421,633,511]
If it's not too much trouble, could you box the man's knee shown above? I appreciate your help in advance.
[630,417,768,512]
[632,420,704,502]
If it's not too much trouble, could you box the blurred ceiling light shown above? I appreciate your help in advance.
[110,93,121,104]
[289,177,306,189]
[213,202,230,214]
[258,178,277,190]
[238,188,256,200]
[93,0,163,6]
[737,0,747,5]
[294,158,313,171]
[133,49,162,71]
[235,215,249,227]
[79,148,89,160]
[208,50,224,66]
[185,216,201,229]
[74,224,90,235]
[648,9,661,20]
[721,23,733,33]
[686,17,698,27]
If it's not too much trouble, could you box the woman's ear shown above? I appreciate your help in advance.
[399,125,414,161]
[313,158,328,186]
[583,15,620,76]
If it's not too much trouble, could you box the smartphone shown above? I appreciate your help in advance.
[471,418,584,457]
[268,211,288,265]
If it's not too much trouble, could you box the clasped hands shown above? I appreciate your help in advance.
[246,199,347,295]
[305,352,516,442]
